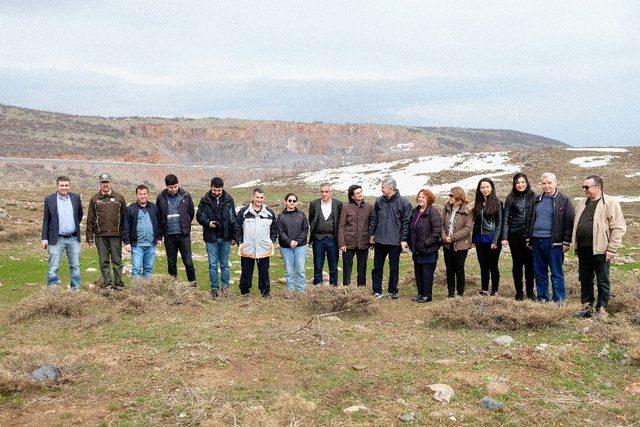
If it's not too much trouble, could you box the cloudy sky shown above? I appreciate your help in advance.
[1,1,639,146]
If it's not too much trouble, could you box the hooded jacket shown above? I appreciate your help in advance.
[196,190,236,242]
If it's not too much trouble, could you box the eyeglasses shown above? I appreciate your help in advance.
[287,199,297,203]
[581,185,599,190]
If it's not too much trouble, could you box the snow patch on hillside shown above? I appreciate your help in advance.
[233,179,262,188]
[300,152,520,196]
[569,155,616,168]
[566,147,628,153]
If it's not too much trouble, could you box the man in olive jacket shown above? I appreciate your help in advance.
[573,175,626,317]
[86,173,127,290]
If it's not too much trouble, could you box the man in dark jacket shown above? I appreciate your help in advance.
[338,184,373,286]
[156,174,197,285]
[196,177,236,298]
[308,183,343,286]
[122,185,162,280]
[369,177,412,299]
[86,173,127,290]
[41,176,83,289]
[527,172,575,302]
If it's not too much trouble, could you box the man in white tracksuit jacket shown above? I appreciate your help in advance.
[234,188,278,297]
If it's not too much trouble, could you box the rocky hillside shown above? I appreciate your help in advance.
[0,104,566,170]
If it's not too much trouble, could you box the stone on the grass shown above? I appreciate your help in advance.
[428,383,454,403]
[31,365,62,381]
[493,335,514,346]
[486,381,510,395]
[535,343,549,352]
[479,396,503,410]
[352,364,365,371]
[626,382,640,395]
[343,405,368,414]
[399,412,415,423]
[325,316,343,322]
[435,359,457,365]
[85,267,98,272]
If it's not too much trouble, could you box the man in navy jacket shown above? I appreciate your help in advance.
[41,176,84,289]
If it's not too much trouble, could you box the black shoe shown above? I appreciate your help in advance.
[210,290,219,300]
[447,294,455,298]
[412,294,423,301]
[515,293,524,301]
[576,308,593,318]
[479,290,489,296]
[390,293,399,300]
[417,296,432,303]
[261,291,270,298]
[490,291,498,296]
[240,292,250,297]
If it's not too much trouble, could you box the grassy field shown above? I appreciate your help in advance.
[1,186,640,426]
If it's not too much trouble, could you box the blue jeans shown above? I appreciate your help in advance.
[205,238,231,291]
[280,245,307,292]
[312,237,339,285]
[531,237,566,302]
[131,245,156,278]
[47,237,81,289]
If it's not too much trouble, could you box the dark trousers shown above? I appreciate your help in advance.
[342,248,368,286]
[95,236,123,287]
[371,243,401,294]
[239,256,270,295]
[577,247,611,310]
[164,234,197,283]
[508,234,535,300]
[475,242,501,294]
[312,237,339,285]
[414,261,436,298]
[443,247,467,297]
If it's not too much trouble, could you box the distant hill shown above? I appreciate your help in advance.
[0,104,566,171]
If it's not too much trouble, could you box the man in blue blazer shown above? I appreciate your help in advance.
[41,176,84,289]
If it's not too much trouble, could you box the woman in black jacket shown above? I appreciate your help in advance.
[472,178,503,296]
[501,173,536,300]
[409,189,442,302]
[276,193,309,294]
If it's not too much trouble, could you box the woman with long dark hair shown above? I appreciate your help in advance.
[276,192,309,294]
[472,178,503,296]
[441,186,474,297]
[408,188,442,302]
[501,173,536,300]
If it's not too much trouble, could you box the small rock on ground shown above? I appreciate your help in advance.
[85,267,98,272]
[399,412,415,423]
[325,316,343,322]
[493,335,514,346]
[31,365,62,381]
[626,382,640,395]
[428,383,454,403]
[343,405,368,414]
[479,396,503,410]
[535,343,550,352]
[486,381,510,395]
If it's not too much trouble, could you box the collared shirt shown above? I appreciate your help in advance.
[321,199,332,221]
[57,193,76,234]
[136,205,154,246]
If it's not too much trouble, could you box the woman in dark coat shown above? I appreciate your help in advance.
[501,173,537,300]
[409,188,442,302]
[472,178,503,296]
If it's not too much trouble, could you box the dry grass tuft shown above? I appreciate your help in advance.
[9,287,103,323]
[128,275,209,308]
[0,368,39,394]
[301,285,376,315]
[271,393,316,426]
[607,274,640,323]
[428,296,576,330]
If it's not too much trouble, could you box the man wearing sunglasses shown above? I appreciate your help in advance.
[573,175,626,318]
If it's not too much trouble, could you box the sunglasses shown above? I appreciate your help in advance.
[581,185,598,190]
[287,199,297,203]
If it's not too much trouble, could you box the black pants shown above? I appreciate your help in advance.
[577,247,611,310]
[343,248,368,286]
[164,234,197,283]
[508,234,535,300]
[95,236,123,287]
[443,247,467,297]
[371,243,401,294]
[414,261,436,298]
[240,256,270,295]
[475,242,501,293]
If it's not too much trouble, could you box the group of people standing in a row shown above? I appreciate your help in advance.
[41,170,626,316]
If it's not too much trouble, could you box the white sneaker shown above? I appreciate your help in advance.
[373,292,383,299]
